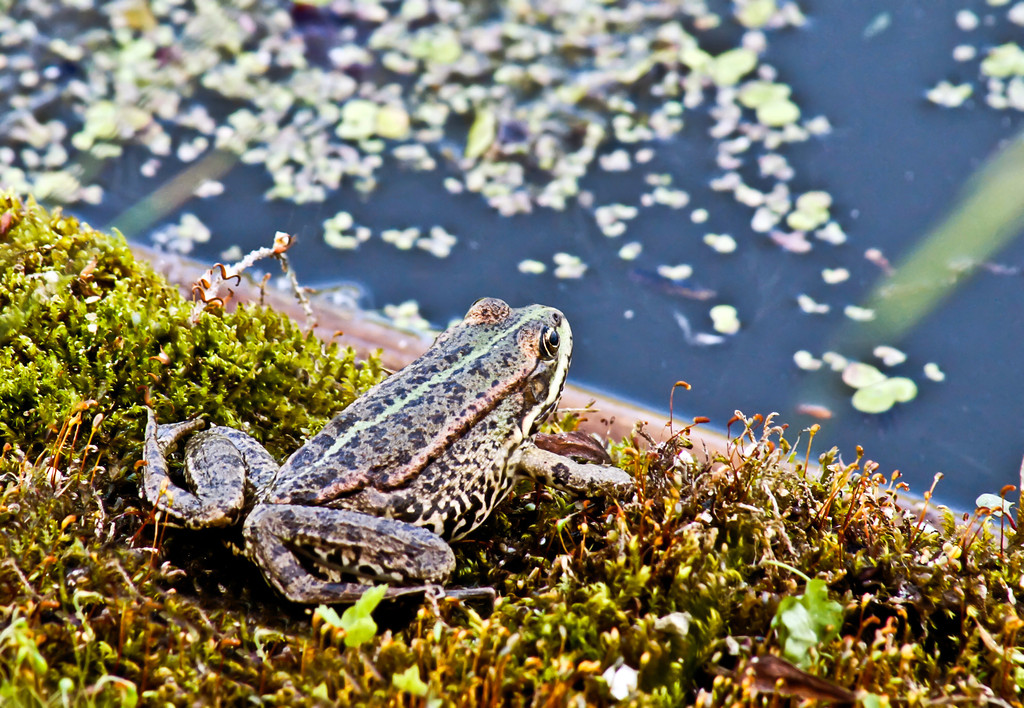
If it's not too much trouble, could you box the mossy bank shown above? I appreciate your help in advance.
[1,192,1023,705]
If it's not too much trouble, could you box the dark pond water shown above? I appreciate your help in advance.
[6,0,1024,509]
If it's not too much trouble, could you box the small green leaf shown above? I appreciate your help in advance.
[392,664,430,696]
[465,109,497,160]
[736,0,777,28]
[337,99,379,141]
[885,377,917,403]
[756,98,801,127]
[771,578,843,668]
[738,81,791,108]
[851,385,896,414]
[842,362,886,389]
[981,43,1024,78]
[709,48,758,86]
[337,584,388,647]
[314,604,344,628]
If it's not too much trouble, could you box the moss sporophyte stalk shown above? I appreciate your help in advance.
[2,193,1024,704]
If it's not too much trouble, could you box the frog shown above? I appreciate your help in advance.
[142,297,634,604]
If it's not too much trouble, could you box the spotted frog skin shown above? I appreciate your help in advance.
[143,297,634,603]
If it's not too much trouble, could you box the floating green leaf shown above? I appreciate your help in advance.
[981,43,1024,78]
[465,109,497,160]
[841,362,886,389]
[757,99,800,127]
[738,81,791,108]
[337,99,379,141]
[771,578,843,669]
[709,48,758,86]
[850,377,918,414]
[736,0,777,29]
[376,105,411,140]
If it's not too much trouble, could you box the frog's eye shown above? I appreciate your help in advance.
[539,326,560,360]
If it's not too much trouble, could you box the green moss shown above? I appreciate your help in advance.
[1,193,1023,704]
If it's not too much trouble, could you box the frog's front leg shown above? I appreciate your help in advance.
[514,442,635,498]
[143,408,278,528]
[243,504,458,603]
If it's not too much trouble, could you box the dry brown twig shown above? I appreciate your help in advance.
[189,231,316,328]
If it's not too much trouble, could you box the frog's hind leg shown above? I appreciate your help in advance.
[244,504,458,604]
[143,408,277,528]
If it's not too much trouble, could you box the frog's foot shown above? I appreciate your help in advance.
[515,443,635,499]
[143,408,248,528]
[148,410,206,455]
[244,504,457,605]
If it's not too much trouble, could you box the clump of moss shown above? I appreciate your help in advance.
[1,193,1023,705]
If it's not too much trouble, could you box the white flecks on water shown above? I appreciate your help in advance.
[553,252,587,279]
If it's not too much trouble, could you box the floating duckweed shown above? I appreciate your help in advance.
[416,226,457,258]
[703,233,737,253]
[844,305,876,322]
[813,352,845,374]
[599,150,632,172]
[756,97,801,127]
[553,252,587,279]
[851,377,918,414]
[787,191,832,231]
[465,109,497,160]
[32,170,81,202]
[709,304,740,334]
[924,362,947,381]
[981,43,1024,77]
[953,44,977,62]
[518,259,547,274]
[1011,3,1024,25]
[796,293,830,314]
[735,0,778,29]
[874,345,908,366]
[738,81,801,126]
[927,81,974,107]
[618,242,643,260]
[193,179,225,198]
[956,9,980,30]
[382,227,421,250]
[375,105,412,140]
[151,213,212,254]
[323,211,370,250]
[815,221,847,245]
[337,99,380,141]
[595,203,639,237]
[821,267,849,284]
[708,48,759,86]
[691,208,709,223]
[793,350,822,371]
[383,300,433,331]
[771,230,812,253]
[842,362,887,389]
[842,361,918,414]
[651,187,691,209]
[820,351,848,372]
[657,264,694,281]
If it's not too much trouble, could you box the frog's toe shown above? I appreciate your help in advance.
[146,408,206,453]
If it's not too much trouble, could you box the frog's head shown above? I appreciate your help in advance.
[459,297,573,437]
